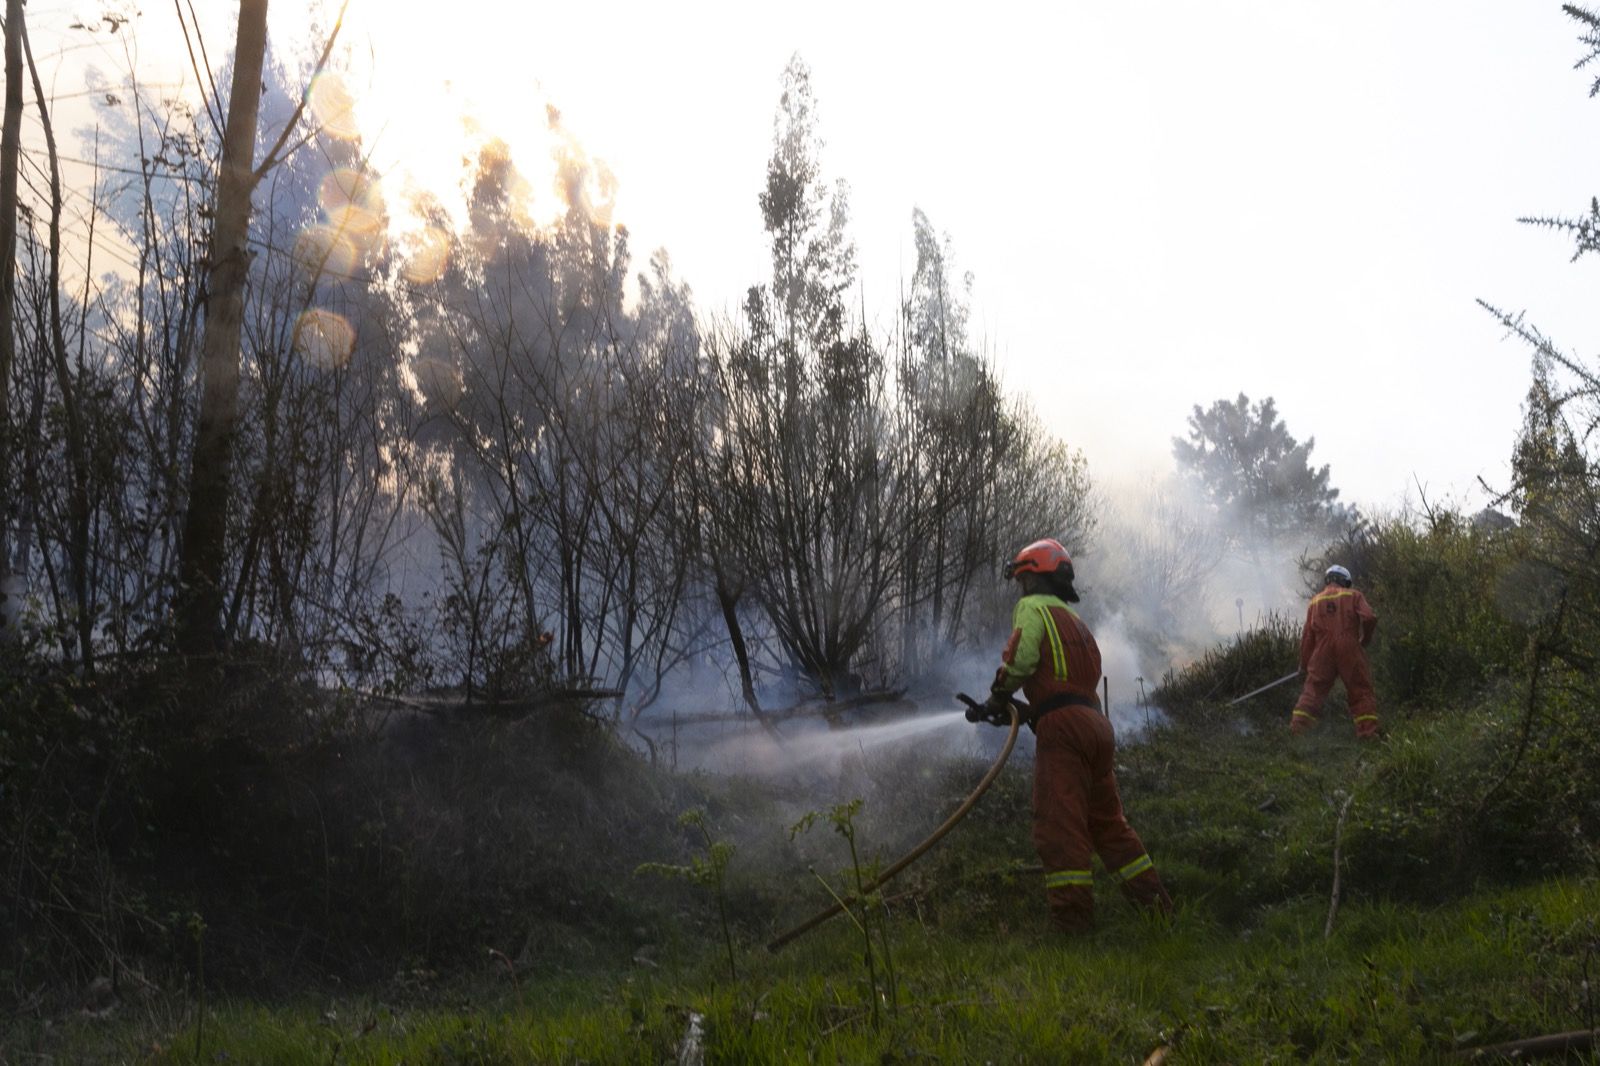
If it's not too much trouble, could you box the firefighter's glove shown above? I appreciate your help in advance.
[982,691,1013,726]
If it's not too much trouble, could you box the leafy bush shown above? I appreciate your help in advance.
[0,640,707,1006]
[1334,682,1600,894]
[1354,513,1526,707]
[0,655,165,997]
[1113,685,1598,924]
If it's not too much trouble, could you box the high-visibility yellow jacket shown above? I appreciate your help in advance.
[993,593,1103,710]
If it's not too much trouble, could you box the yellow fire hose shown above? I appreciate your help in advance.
[766,698,1021,952]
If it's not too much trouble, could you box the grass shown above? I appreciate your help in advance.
[9,692,1599,1063]
[15,878,1598,1063]
[1150,612,1303,729]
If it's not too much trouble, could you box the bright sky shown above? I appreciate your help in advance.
[30,1,1600,513]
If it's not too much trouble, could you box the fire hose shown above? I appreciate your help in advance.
[1226,670,1301,706]
[765,694,1021,952]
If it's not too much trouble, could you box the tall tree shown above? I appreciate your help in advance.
[714,54,902,697]
[895,209,999,664]
[176,1,271,657]
[0,0,22,635]
[1172,392,1348,548]
[758,54,855,361]
[1509,353,1586,521]
[176,0,348,658]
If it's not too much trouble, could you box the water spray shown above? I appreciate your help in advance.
[766,694,1021,952]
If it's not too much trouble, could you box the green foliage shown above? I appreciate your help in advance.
[0,656,165,992]
[636,809,737,890]
[636,808,739,981]
[0,650,704,1006]
[1173,392,1350,546]
[1160,696,1596,907]
[12,682,1600,1061]
[1157,506,1526,730]
[1344,511,1526,707]
[29,878,1600,1063]
[1151,612,1302,727]
[1333,698,1600,891]
[790,798,898,1028]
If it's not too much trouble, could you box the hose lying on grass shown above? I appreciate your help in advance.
[766,699,1021,952]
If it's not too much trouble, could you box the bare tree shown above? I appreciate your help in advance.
[175,1,271,658]
[177,0,349,660]
[0,0,21,626]
[20,15,95,666]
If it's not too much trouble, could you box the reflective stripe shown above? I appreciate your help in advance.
[1036,606,1068,681]
[1292,709,1316,720]
[1044,869,1093,888]
[1115,854,1154,882]
[1353,715,1379,723]
[1310,589,1358,607]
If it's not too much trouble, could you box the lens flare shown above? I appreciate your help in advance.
[293,223,361,278]
[293,308,357,370]
[272,21,634,285]
[411,355,463,409]
[318,168,381,215]
[327,204,382,245]
[400,226,451,285]
[308,73,360,141]
[313,168,383,258]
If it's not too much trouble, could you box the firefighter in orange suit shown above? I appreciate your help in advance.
[1289,564,1380,739]
[981,539,1173,934]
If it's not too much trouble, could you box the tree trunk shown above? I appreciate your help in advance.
[714,569,764,720]
[176,0,268,658]
[0,0,21,605]
[22,17,92,668]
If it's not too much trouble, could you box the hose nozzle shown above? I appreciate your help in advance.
[958,692,1010,726]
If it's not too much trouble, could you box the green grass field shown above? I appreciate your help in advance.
[10,695,1599,1065]
[16,878,1598,1063]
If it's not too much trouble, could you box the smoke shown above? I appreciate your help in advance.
[1089,612,1170,737]
[1088,469,1321,690]
[626,543,1215,777]
[631,610,1178,781]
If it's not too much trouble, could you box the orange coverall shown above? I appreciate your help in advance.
[1289,582,1379,738]
[993,594,1173,933]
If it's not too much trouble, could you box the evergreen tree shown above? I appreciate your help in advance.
[755,54,855,359]
[1172,392,1349,548]
[1510,354,1587,519]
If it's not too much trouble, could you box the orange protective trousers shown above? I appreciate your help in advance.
[1032,705,1173,933]
[1290,584,1379,738]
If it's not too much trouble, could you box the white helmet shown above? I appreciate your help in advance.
[1326,564,1352,586]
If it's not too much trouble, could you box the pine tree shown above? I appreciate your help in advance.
[1172,393,1349,549]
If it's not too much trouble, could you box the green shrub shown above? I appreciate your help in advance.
[1151,613,1301,727]
[1150,509,1527,730]
[0,655,163,996]
[1332,511,1526,708]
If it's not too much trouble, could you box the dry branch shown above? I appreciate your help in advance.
[1455,1027,1596,1060]
[1325,790,1355,940]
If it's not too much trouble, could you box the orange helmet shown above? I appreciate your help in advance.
[1004,539,1073,580]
